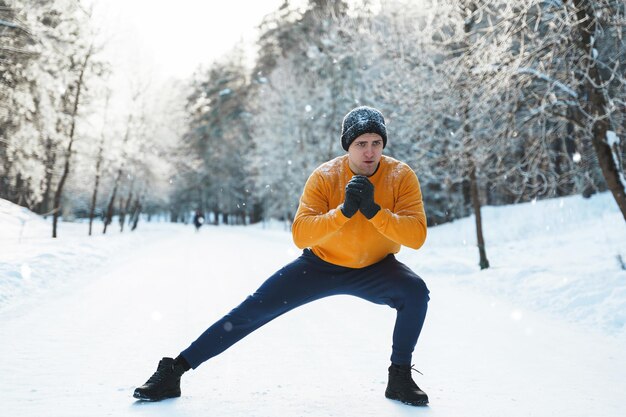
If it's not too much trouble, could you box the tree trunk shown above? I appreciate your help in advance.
[570,0,626,221]
[38,137,56,217]
[460,0,489,269]
[103,113,132,234]
[131,198,142,231]
[31,89,55,217]
[119,189,133,232]
[470,163,489,269]
[89,93,110,236]
[129,194,142,231]
[52,45,93,238]
[88,140,104,236]
[118,196,124,231]
[103,169,122,234]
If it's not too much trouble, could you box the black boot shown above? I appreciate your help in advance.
[385,364,429,406]
[133,357,187,401]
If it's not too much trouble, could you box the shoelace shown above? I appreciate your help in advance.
[146,370,165,384]
[395,365,423,389]
[146,364,172,384]
[410,365,424,376]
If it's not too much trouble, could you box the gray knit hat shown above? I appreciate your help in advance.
[340,106,387,151]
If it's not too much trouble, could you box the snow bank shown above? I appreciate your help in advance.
[0,199,186,314]
[0,198,50,241]
[401,192,626,337]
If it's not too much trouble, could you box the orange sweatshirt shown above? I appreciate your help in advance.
[292,154,427,268]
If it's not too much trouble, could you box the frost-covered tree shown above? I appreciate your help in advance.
[51,40,97,238]
[0,0,107,238]
[250,58,322,222]
[0,0,42,205]
[564,0,626,220]
[469,0,626,219]
[181,48,253,224]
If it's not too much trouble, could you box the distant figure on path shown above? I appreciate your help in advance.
[133,106,431,406]
[192,210,204,231]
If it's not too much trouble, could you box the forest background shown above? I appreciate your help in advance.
[1,0,625,250]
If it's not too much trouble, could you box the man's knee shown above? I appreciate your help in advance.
[389,271,429,312]
[404,275,430,305]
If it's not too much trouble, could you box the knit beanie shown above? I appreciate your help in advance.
[340,106,387,151]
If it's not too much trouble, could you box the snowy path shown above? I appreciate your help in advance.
[1,225,625,417]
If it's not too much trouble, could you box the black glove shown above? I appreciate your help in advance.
[351,175,381,219]
[341,178,362,218]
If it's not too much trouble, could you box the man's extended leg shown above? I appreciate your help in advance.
[178,251,349,368]
[134,250,344,400]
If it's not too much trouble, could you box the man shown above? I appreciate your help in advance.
[192,209,205,231]
[133,106,431,406]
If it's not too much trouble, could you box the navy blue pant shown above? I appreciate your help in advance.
[180,249,429,368]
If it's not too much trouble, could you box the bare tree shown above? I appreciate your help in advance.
[103,113,132,234]
[88,90,110,235]
[52,43,94,238]
[457,1,490,269]
[119,179,134,232]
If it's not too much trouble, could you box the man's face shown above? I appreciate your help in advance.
[347,133,384,176]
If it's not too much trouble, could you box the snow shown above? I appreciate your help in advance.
[0,199,179,312]
[606,130,626,192]
[1,193,626,416]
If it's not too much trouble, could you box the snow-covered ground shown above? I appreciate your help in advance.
[1,193,625,417]
[0,200,177,314]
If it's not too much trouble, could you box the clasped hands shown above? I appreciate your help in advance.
[341,175,381,219]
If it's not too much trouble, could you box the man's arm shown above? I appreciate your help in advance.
[367,169,427,249]
[292,171,349,249]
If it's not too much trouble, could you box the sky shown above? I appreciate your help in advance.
[1,192,625,416]
[91,0,290,81]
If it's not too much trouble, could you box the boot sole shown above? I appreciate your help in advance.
[133,389,181,402]
[385,389,429,406]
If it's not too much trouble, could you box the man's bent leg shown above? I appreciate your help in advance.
[386,261,429,366]
[339,255,430,406]
[341,255,430,365]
